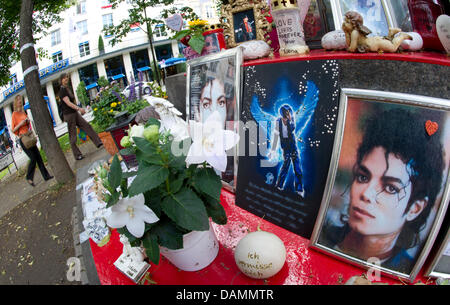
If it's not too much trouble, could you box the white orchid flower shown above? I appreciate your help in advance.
[167,119,190,142]
[128,124,145,143]
[169,107,182,116]
[144,96,188,141]
[186,111,240,172]
[106,194,159,238]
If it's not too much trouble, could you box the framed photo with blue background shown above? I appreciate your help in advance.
[235,59,341,239]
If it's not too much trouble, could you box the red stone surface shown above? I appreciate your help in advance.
[244,50,450,67]
[90,189,433,285]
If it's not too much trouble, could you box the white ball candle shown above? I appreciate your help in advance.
[234,230,286,279]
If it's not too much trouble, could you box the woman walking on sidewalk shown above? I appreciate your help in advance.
[58,73,103,161]
[11,95,53,187]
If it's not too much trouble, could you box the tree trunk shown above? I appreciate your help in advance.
[143,7,162,87]
[19,0,74,183]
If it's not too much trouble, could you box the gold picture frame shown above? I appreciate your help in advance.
[220,0,273,48]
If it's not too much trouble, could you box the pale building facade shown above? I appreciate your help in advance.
[0,0,220,147]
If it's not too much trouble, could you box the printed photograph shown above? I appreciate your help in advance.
[315,96,450,278]
[235,60,341,239]
[202,32,221,56]
[338,0,389,36]
[233,9,256,43]
[188,52,238,187]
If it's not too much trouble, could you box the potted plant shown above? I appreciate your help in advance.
[96,107,239,271]
[91,81,156,155]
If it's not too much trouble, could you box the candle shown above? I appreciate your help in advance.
[270,0,310,56]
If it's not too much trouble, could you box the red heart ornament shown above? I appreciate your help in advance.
[425,120,438,136]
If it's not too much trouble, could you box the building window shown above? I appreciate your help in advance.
[76,0,86,14]
[204,4,213,19]
[101,0,112,8]
[153,25,167,38]
[9,74,17,87]
[79,41,90,57]
[52,51,63,63]
[102,14,113,29]
[77,20,88,35]
[51,29,61,46]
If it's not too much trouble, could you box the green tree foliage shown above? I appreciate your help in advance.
[102,0,198,86]
[98,35,105,54]
[76,81,90,106]
[97,75,110,88]
[0,0,72,86]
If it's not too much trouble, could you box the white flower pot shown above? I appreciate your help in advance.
[160,224,219,271]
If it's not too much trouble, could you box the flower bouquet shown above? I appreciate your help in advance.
[95,100,239,267]
[172,19,209,55]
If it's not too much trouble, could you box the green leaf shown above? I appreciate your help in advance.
[145,117,161,129]
[188,34,205,54]
[120,148,135,156]
[172,29,190,40]
[133,137,157,154]
[151,219,184,250]
[168,172,184,194]
[204,195,227,225]
[192,167,222,201]
[168,151,187,171]
[161,187,209,231]
[108,154,122,189]
[142,232,160,265]
[128,163,169,197]
[106,191,120,208]
[135,150,164,166]
[122,170,138,179]
[133,137,165,166]
[143,188,163,217]
[120,178,129,198]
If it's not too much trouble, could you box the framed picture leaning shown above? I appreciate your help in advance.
[186,47,243,192]
[220,0,272,48]
[310,88,450,282]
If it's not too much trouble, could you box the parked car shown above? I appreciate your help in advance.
[121,81,153,98]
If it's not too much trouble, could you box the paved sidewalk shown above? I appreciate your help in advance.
[0,140,109,284]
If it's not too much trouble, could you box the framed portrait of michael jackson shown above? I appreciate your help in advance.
[310,88,450,282]
[186,47,243,192]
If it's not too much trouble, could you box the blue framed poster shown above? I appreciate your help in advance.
[235,59,341,238]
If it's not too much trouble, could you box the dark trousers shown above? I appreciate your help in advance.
[19,138,51,181]
[64,112,102,159]
[276,149,304,192]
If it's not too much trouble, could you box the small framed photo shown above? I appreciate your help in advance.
[233,9,257,44]
[220,0,272,48]
[309,88,450,282]
[304,0,335,49]
[186,48,243,192]
[329,0,394,37]
[424,225,450,279]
